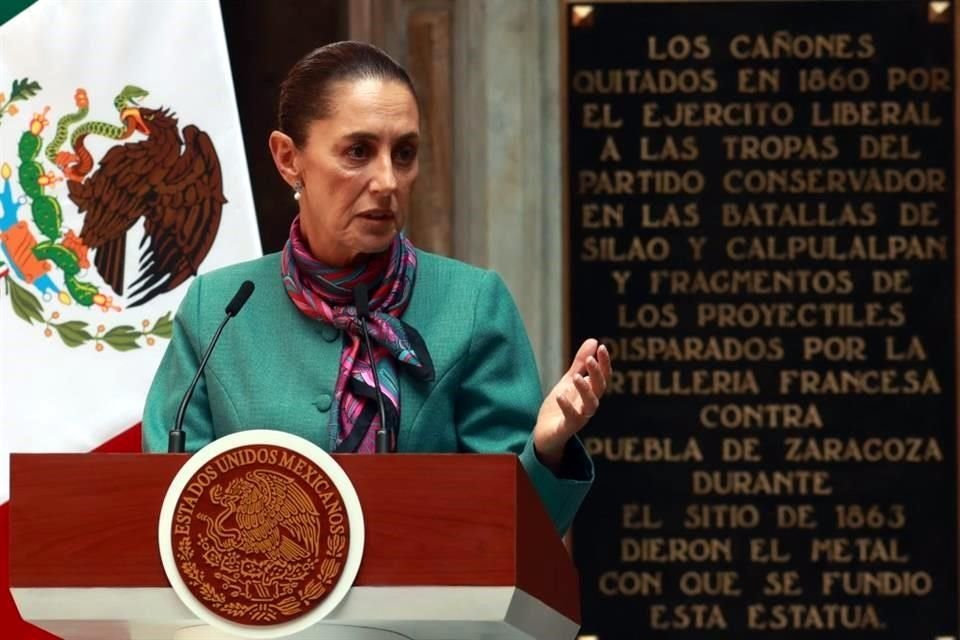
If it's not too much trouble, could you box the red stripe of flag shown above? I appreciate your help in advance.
[2,424,143,639]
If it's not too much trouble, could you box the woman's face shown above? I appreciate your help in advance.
[294,77,420,265]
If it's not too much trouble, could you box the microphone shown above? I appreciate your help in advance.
[225,280,255,316]
[353,283,392,453]
[168,280,255,453]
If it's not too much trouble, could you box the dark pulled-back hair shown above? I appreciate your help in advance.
[277,41,418,148]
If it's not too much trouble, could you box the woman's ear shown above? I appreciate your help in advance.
[269,130,300,186]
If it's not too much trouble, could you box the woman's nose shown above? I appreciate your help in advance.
[370,153,398,194]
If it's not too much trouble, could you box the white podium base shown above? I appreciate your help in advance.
[12,585,579,640]
[174,624,411,640]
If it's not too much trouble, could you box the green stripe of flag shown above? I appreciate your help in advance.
[0,0,37,26]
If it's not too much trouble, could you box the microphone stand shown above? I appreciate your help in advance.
[354,283,392,453]
[167,280,254,453]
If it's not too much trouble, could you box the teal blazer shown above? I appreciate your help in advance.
[142,251,593,533]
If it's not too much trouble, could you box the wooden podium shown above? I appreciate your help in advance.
[9,453,581,640]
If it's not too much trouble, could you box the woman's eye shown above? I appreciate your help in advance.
[346,144,369,160]
[394,145,417,166]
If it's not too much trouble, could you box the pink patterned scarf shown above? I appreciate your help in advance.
[280,216,434,452]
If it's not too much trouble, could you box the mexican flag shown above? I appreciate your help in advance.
[0,0,262,636]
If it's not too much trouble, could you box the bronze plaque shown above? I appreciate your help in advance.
[565,0,957,637]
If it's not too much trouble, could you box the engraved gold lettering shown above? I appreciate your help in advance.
[729,32,875,60]
[747,603,884,630]
[692,470,833,495]
[650,604,728,630]
[600,570,663,596]
[620,537,733,562]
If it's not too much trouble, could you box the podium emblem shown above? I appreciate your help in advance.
[159,430,365,638]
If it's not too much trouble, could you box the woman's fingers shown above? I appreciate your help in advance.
[598,343,613,381]
[567,338,599,376]
[554,340,612,435]
[556,393,581,428]
[573,374,600,418]
[586,356,606,397]
[556,377,597,425]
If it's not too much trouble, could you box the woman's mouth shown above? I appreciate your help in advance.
[358,210,395,222]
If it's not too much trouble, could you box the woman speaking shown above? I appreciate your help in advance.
[142,41,611,534]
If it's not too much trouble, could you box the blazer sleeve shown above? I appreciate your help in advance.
[141,276,216,453]
[456,270,594,534]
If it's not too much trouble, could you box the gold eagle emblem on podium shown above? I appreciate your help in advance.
[173,447,350,625]
[203,470,322,569]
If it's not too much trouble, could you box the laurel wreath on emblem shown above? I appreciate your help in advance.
[176,532,346,622]
[0,76,225,351]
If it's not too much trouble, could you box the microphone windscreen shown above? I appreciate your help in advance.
[225,280,255,316]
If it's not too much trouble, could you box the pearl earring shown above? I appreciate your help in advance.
[293,180,303,201]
